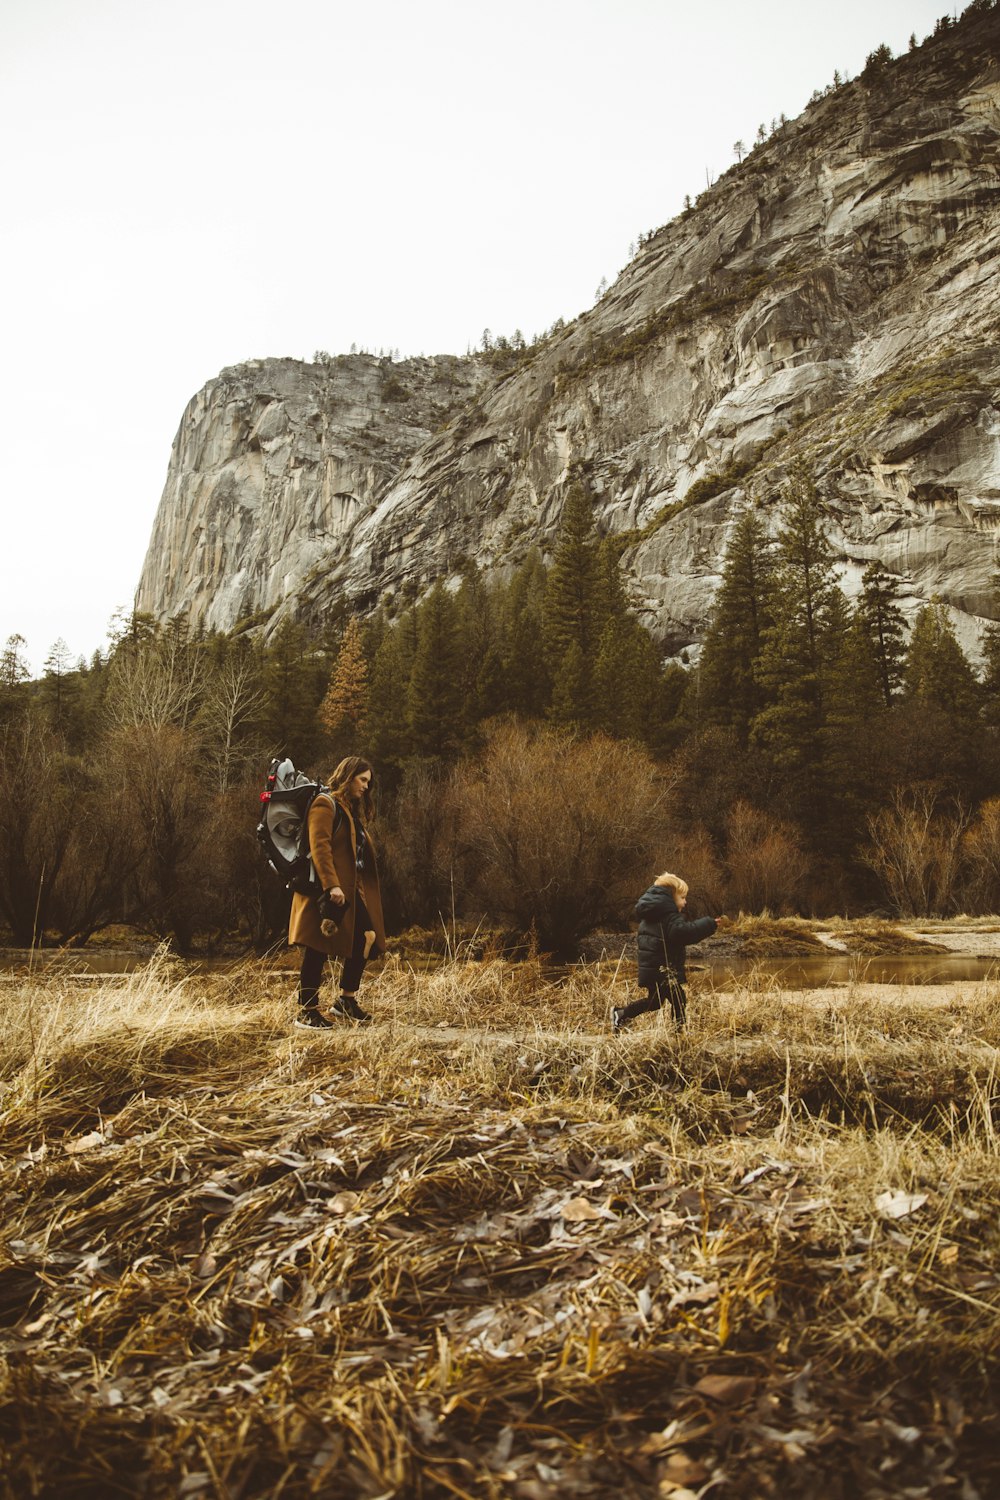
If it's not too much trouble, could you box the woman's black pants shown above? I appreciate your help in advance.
[298,899,372,1009]
[617,970,687,1026]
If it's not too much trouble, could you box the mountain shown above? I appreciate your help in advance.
[136,6,1000,660]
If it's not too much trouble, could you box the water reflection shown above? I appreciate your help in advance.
[2,950,999,989]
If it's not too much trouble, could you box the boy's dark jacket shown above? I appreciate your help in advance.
[634,885,717,985]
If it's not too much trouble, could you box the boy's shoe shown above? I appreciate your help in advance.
[611,1006,628,1035]
[295,1008,334,1030]
[332,995,372,1024]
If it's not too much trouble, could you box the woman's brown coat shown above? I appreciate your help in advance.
[287,794,386,958]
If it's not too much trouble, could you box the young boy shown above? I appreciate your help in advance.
[612,872,724,1033]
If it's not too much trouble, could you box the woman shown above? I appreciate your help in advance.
[288,756,386,1028]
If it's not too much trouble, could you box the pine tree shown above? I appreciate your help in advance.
[593,615,664,744]
[407,583,465,758]
[697,505,775,740]
[979,573,1000,729]
[543,484,604,718]
[501,550,550,719]
[545,484,597,654]
[366,608,419,772]
[822,596,887,849]
[858,561,907,707]
[318,615,369,748]
[42,638,75,734]
[455,567,502,725]
[0,633,30,723]
[750,470,846,825]
[548,640,590,730]
[904,601,981,723]
[825,598,884,730]
[260,618,328,765]
[75,650,109,750]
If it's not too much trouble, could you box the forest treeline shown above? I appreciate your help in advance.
[3,469,1000,955]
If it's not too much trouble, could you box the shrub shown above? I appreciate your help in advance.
[663,823,727,915]
[449,723,671,956]
[862,785,969,916]
[959,798,1000,914]
[723,799,809,913]
[379,760,474,930]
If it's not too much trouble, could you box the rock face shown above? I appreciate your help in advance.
[137,9,1000,659]
[137,354,490,634]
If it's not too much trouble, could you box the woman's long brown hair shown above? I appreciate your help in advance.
[327,756,375,827]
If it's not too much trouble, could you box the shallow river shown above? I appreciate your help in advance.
[3,949,999,988]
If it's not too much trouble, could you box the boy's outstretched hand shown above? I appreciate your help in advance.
[715,914,731,928]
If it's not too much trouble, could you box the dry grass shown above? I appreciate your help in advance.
[2,950,1000,1498]
[821,918,949,956]
[723,915,826,958]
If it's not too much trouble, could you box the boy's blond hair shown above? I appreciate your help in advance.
[654,871,688,898]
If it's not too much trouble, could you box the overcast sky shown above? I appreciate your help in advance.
[1,0,953,675]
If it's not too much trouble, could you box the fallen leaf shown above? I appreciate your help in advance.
[668,1282,719,1310]
[882,1419,921,1444]
[755,1423,816,1450]
[64,1131,105,1155]
[178,1476,210,1497]
[561,1197,605,1222]
[875,1190,928,1220]
[659,1452,709,1485]
[739,1160,792,1187]
[694,1374,757,1404]
[329,1191,361,1214]
[781,1198,828,1219]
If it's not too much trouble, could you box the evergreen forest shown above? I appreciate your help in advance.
[4,472,1000,956]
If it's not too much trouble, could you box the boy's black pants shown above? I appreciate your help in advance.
[618,969,687,1025]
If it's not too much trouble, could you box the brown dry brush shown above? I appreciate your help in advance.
[2,958,1000,1498]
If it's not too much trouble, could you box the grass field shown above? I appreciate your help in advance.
[2,943,1000,1498]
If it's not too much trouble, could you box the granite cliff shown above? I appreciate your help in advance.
[136,7,1000,659]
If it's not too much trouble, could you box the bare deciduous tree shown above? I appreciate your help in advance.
[379,761,473,932]
[198,649,267,792]
[104,620,204,731]
[959,798,1000,915]
[0,712,75,944]
[50,755,145,945]
[862,785,969,916]
[663,824,727,915]
[724,800,809,914]
[450,723,674,956]
[111,724,221,952]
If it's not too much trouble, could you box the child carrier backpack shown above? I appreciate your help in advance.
[257,757,327,895]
